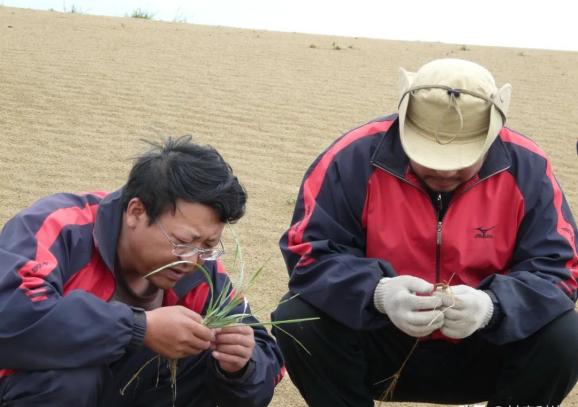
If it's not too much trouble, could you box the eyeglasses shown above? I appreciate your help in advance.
[157,221,225,261]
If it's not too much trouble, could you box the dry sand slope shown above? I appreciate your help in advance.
[1,6,578,406]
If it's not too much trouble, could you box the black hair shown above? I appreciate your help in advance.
[121,135,246,224]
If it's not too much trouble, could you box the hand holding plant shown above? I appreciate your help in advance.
[373,275,444,337]
[143,306,214,359]
[212,325,255,374]
[122,229,319,405]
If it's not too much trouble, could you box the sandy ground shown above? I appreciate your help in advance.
[1,6,578,406]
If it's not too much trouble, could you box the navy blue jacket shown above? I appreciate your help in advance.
[0,188,284,406]
[281,116,578,344]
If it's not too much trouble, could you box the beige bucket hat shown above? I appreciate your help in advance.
[398,58,512,171]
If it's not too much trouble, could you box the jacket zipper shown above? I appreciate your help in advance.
[432,169,510,284]
[371,162,447,282]
[371,161,510,284]
[435,193,443,283]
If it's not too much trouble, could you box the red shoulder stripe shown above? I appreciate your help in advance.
[287,120,393,267]
[18,203,100,302]
[180,283,211,314]
[501,129,578,292]
[63,250,115,300]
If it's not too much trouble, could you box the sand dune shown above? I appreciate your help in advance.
[1,6,578,406]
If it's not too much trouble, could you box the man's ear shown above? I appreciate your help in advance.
[125,197,148,228]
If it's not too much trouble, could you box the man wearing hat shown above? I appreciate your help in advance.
[272,58,578,406]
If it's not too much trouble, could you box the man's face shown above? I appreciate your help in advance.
[409,158,484,192]
[122,199,225,290]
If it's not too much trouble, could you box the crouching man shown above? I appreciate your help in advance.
[0,136,283,406]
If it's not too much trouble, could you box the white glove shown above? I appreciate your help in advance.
[374,276,444,338]
[436,285,494,339]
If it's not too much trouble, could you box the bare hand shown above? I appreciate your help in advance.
[144,306,215,359]
[212,325,255,374]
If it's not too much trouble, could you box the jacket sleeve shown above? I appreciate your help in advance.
[479,160,578,344]
[0,208,142,371]
[201,261,284,407]
[280,144,396,331]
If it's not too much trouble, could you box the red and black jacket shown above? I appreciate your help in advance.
[0,188,283,406]
[281,115,578,344]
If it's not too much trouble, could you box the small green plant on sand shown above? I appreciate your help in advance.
[131,8,154,19]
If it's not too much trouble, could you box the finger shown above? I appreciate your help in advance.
[179,307,203,323]
[214,343,253,359]
[432,290,467,310]
[426,313,445,331]
[172,338,211,357]
[442,307,465,321]
[217,325,253,336]
[404,310,444,326]
[441,318,472,336]
[403,294,443,310]
[443,294,456,308]
[216,325,253,337]
[400,276,435,294]
[443,294,467,310]
[212,350,248,366]
[215,333,253,347]
[446,285,471,295]
[441,323,468,339]
[181,344,207,356]
[184,335,212,352]
[187,322,215,342]
[403,323,440,338]
[433,290,456,308]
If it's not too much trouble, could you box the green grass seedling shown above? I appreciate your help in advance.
[123,233,318,406]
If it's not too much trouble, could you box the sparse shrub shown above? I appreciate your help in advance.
[131,8,154,19]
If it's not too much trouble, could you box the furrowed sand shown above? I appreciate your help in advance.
[1,6,578,406]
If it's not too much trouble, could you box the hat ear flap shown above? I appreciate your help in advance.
[398,67,415,99]
[495,83,512,121]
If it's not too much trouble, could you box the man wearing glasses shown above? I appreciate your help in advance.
[0,136,283,406]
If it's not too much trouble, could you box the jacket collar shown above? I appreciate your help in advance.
[93,187,124,272]
[370,116,512,182]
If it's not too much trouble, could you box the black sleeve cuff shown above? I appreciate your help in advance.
[128,307,147,350]
[212,358,256,383]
